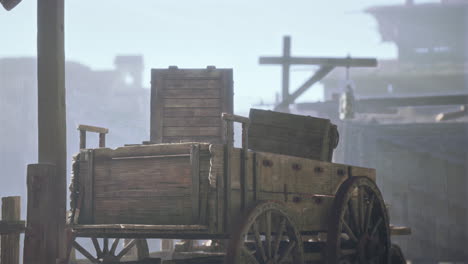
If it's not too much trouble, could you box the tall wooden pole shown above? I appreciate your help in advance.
[37,0,66,260]
[281,36,291,112]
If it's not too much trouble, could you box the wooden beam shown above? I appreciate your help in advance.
[0,221,25,235]
[77,124,109,134]
[37,0,66,260]
[274,66,334,111]
[259,56,378,67]
[1,196,21,264]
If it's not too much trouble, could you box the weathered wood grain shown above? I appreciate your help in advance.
[24,164,59,264]
[164,117,221,127]
[191,144,200,223]
[248,109,336,161]
[164,99,221,108]
[163,127,221,137]
[150,68,233,144]
[163,88,220,99]
[163,108,221,118]
[1,196,21,264]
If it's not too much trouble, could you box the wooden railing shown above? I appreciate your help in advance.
[0,196,25,264]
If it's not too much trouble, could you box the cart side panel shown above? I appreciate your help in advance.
[77,143,211,226]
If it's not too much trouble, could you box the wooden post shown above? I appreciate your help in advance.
[37,0,66,260]
[24,163,59,264]
[1,196,21,264]
[99,133,106,148]
[281,36,291,112]
[79,130,86,149]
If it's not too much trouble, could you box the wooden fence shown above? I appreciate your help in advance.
[0,196,25,264]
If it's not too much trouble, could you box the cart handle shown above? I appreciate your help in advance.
[77,124,109,149]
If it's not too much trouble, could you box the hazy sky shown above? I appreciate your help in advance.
[0,0,438,112]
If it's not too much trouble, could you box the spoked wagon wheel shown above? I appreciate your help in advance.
[72,238,149,263]
[327,176,391,264]
[225,201,304,264]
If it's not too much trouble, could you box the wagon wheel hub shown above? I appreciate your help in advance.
[357,233,380,262]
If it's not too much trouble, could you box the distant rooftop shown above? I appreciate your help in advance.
[366,0,468,64]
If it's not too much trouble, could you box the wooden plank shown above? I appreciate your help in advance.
[164,79,221,89]
[249,136,323,160]
[1,196,21,264]
[221,69,234,143]
[163,107,221,118]
[150,69,165,143]
[0,221,25,235]
[224,121,233,232]
[191,144,200,223]
[164,99,221,108]
[161,136,223,144]
[163,127,221,137]
[77,124,109,134]
[24,163,59,264]
[163,88,220,99]
[249,108,330,130]
[93,155,193,225]
[79,150,94,224]
[198,155,210,225]
[255,152,336,195]
[164,117,221,127]
[249,109,335,161]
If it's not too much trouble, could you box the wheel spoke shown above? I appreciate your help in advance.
[116,239,137,259]
[110,238,121,255]
[358,187,365,233]
[103,238,109,254]
[265,211,272,258]
[273,218,286,259]
[371,217,383,238]
[241,246,261,264]
[91,237,102,257]
[252,221,267,262]
[364,195,375,234]
[276,240,296,264]
[340,218,358,243]
[347,200,360,237]
[73,241,99,263]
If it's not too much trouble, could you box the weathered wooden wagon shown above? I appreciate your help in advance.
[66,67,409,264]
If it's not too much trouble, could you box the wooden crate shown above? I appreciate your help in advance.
[150,67,233,144]
[248,109,339,161]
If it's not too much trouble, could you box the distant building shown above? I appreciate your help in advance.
[295,1,468,262]
[0,55,149,203]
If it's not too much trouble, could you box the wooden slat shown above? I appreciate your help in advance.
[164,117,221,127]
[163,127,221,137]
[164,99,221,108]
[164,79,220,89]
[93,155,193,225]
[163,107,221,118]
[163,88,220,99]
[191,144,200,223]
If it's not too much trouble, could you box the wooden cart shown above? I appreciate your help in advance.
[66,67,409,264]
